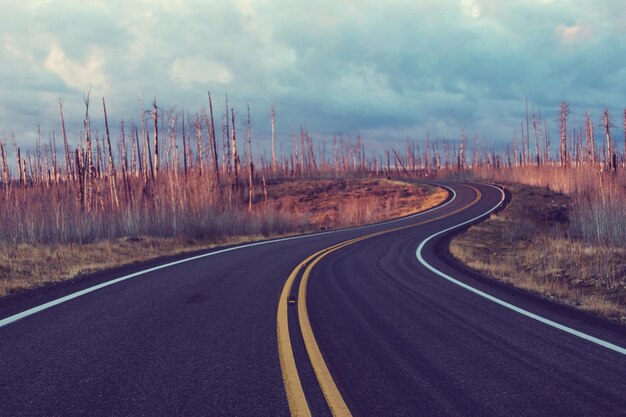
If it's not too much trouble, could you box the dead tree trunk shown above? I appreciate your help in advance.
[271,104,276,173]
[458,131,465,170]
[0,141,8,190]
[602,108,616,173]
[181,108,188,178]
[84,92,94,211]
[623,107,626,168]
[545,120,551,163]
[559,101,569,167]
[231,108,239,190]
[134,125,143,179]
[102,97,120,209]
[208,92,220,192]
[152,99,159,175]
[247,104,253,212]
[532,111,540,166]
[195,115,204,176]
[59,100,73,181]
[585,112,595,165]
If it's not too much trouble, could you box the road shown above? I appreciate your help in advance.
[0,182,624,416]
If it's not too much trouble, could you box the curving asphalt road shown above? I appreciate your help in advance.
[0,182,624,416]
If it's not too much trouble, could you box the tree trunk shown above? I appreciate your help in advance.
[271,104,276,173]
[559,101,569,167]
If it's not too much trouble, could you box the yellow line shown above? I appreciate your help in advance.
[278,185,482,416]
[298,243,356,416]
[277,240,362,417]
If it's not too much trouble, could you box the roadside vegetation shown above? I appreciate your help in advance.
[262,179,446,229]
[0,93,448,297]
[451,102,626,323]
[1,94,625,324]
[450,182,626,322]
[0,173,445,297]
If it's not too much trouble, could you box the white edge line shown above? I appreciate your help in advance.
[416,183,626,356]
[0,183,457,329]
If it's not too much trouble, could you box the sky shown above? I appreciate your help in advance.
[1,0,625,154]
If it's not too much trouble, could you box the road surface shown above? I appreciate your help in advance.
[0,182,624,416]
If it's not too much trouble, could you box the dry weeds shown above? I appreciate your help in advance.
[261,179,448,229]
[0,179,446,298]
[450,183,626,322]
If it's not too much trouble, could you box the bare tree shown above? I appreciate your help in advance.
[544,120,551,163]
[623,107,626,168]
[83,91,94,211]
[152,99,159,175]
[247,104,253,212]
[208,92,220,191]
[601,108,616,173]
[195,114,204,176]
[102,97,119,209]
[525,97,531,165]
[0,140,8,190]
[458,130,465,169]
[58,99,73,181]
[584,112,595,164]
[532,110,540,165]
[559,101,570,167]
[270,104,276,173]
[231,108,239,189]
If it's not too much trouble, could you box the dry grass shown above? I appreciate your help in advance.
[450,183,626,322]
[472,165,626,245]
[0,237,219,297]
[0,179,446,298]
[262,179,448,229]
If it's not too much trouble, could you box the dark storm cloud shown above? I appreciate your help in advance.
[1,0,625,151]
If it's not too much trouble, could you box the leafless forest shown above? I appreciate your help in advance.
[1,95,625,247]
[0,93,381,244]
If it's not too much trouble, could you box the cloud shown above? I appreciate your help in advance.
[0,0,625,150]
[43,42,107,92]
[235,0,261,16]
[461,0,481,18]
[3,35,34,63]
[170,57,234,88]
[555,23,593,44]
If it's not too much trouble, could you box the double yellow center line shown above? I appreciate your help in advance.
[277,186,481,417]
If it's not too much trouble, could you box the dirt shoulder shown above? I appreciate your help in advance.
[449,183,626,323]
[0,179,447,299]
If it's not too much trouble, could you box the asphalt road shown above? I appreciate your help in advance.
[0,182,624,416]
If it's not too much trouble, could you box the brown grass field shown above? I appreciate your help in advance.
[0,179,446,298]
[450,182,626,323]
